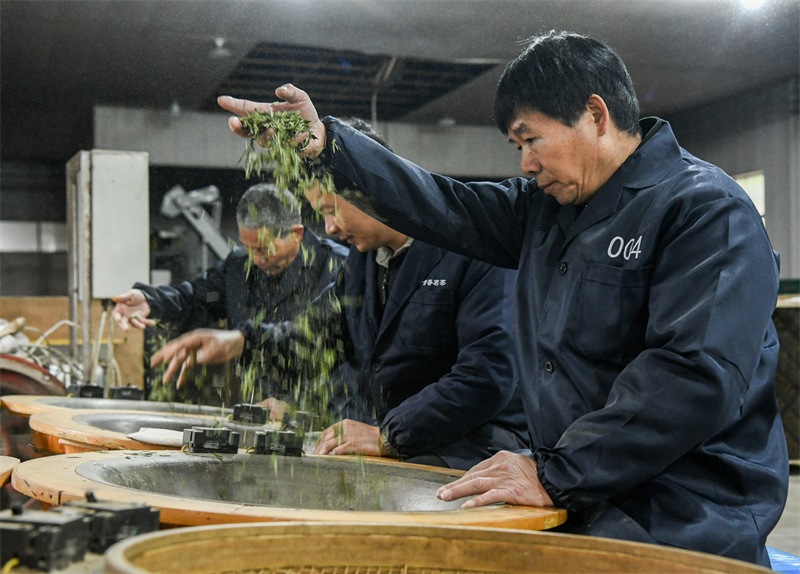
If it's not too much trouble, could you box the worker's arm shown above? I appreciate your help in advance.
[219,86,535,270]
[130,254,233,333]
[150,328,244,388]
[379,263,519,458]
[151,270,348,389]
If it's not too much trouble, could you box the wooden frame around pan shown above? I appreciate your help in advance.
[0,455,19,485]
[11,450,568,531]
[1,394,229,419]
[26,408,232,454]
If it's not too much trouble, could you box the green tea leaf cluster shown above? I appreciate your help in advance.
[238,109,334,198]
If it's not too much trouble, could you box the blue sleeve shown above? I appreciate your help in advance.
[323,117,536,269]
[135,257,229,332]
[236,269,349,381]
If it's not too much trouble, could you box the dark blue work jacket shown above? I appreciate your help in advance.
[320,116,789,566]
[339,241,528,470]
[136,230,347,331]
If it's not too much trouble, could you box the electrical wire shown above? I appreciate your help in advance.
[89,306,109,386]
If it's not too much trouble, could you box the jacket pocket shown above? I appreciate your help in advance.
[574,263,651,364]
[398,290,456,351]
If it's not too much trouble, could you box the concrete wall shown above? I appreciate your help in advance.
[95,82,800,279]
[679,116,800,280]
[93,106,520,178]
[666,80,800,279]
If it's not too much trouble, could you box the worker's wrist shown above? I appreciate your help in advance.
[231,331,245,359]
[379,427,399,458]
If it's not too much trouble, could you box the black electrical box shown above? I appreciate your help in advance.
[232,403,267,424]
[60,498,160,553]
[0,509,90,571]
[108,385,145,400]
[253,429,303,456]
[66,384,104,398]
[182,426,239,453]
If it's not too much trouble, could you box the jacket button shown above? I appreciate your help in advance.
[558,262,568,275]
[371,363,381,373]
[544,361,554,374]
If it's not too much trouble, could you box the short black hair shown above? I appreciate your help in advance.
[342,118,393,152]
[494,30,640,136]
[236,182,302,233]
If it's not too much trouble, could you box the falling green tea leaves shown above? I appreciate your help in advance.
[237,109,334,200]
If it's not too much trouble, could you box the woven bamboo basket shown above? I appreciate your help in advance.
[103,522,771,574]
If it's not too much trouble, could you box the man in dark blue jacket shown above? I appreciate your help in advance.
[216,31,789,567]
[113,182,347,400]
[298,183,528,469]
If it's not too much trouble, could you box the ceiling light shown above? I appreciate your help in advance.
[740,0,766,9]
[211,37,232,60]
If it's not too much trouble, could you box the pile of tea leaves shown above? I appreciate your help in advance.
[238,109,334,198]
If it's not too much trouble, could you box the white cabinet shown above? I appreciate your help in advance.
[66,150,149,381]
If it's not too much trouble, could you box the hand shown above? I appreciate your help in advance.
[217,84,327,160]
[111,289,155,331]
[150,329,244,388]
[312,419,387,457]
[436,451,554,509]
[257,397,290,422]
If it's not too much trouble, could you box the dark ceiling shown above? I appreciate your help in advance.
[208,41,498,120]
[1,0,798,163]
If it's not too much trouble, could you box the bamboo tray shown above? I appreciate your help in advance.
[103,522,771,574]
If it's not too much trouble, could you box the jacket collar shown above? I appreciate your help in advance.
[257,229,322,307]
[376,241,444,337]
[295,229,323,270]
[563,118,681,245]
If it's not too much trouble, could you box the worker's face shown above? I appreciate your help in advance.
[305,186,403,252]
[238,225,302,275]
[507,107,603,206]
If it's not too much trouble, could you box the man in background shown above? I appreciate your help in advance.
[113,182,347,403]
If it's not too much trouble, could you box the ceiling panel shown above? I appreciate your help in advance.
[206,42,498,121]
[0,0,797,162]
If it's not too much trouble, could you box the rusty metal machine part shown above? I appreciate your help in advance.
[0,355,67,459]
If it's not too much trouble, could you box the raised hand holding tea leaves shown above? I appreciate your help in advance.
[237,108,313,181]
[219,85,333,197]
[218,84,326,158]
